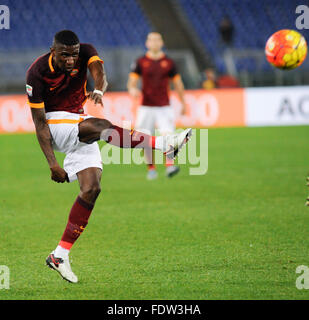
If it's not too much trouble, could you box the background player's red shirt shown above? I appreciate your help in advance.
[26,43,103,114]
[131,54,179,107]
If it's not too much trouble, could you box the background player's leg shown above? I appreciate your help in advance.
[134,107,157,179]
[54,167,102,257]
[78,117,192,161]
[156,107,180,178]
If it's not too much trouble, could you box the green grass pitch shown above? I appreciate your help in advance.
[1,126,309,300]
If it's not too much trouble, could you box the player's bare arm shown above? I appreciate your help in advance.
[127,73,141,98]
[172,75,187,115]
[31,108,68,183]
[87,61,108,106]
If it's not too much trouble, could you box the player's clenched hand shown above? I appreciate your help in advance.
[50,165,69,183]
[128,87,141,98]
[86,91,104,107]
[180,103,187,115]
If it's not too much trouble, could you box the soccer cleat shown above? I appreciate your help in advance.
[147,169,158,180]
[163,128,192,160]
[166,165,180,178]
[46,251,78,283]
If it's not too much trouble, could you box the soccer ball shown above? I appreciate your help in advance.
[265,29,307,69]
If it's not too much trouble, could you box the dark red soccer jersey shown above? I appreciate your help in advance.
[130,54,179,106]
[26,43,103,114]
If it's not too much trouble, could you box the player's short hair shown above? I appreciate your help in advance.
[147,31,163,38]
[53,30,80,46]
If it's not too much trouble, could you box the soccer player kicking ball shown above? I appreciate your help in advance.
[26,30,192,283]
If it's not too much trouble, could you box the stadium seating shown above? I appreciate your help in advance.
[0,0,151,49]
[1,0,308,86]
[0,0,152,91]
[178,0,309,72]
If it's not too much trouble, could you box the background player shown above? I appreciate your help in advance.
[26,30,192,283]
[127,32,188,180]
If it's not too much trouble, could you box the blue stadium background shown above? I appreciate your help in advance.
[0,0,308,91]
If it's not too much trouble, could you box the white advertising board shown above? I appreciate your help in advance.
[245,86,309,126]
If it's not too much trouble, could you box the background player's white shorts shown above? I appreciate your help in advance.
[46,111,103,182]
[135,106,175,135]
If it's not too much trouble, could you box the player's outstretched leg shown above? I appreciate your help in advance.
[78,118,192,160]
[160,128,193,160]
